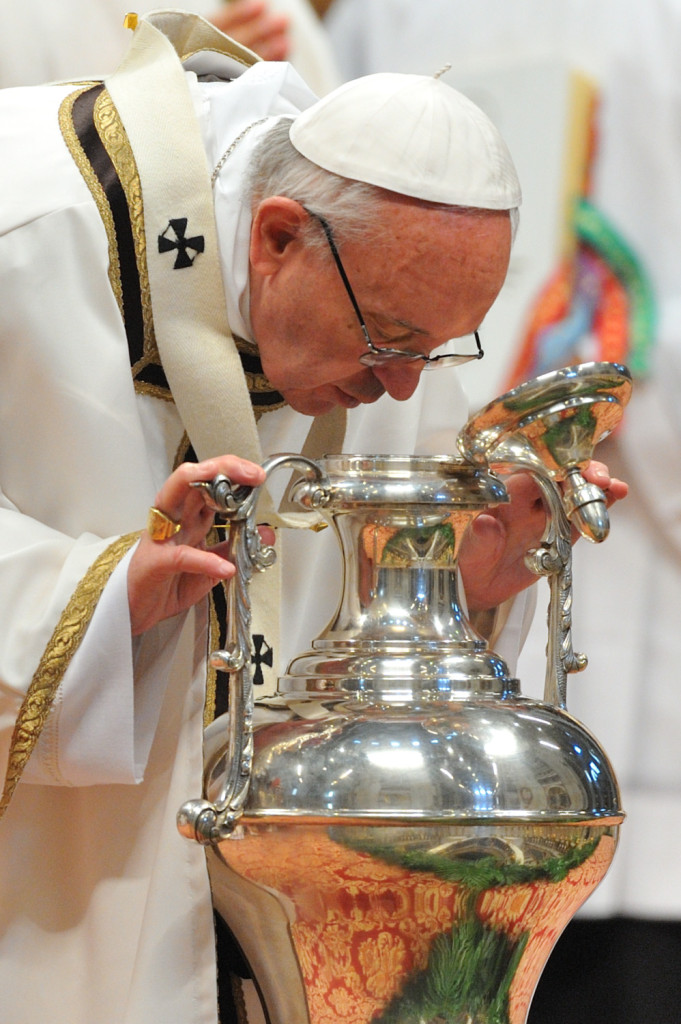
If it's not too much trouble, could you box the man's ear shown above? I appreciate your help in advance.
[250,197,308,276]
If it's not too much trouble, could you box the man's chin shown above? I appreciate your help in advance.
[283,387,366,417]
[280,390,333,416]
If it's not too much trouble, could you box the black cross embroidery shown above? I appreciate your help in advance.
[251,634,273,686]
[158,218,205,269]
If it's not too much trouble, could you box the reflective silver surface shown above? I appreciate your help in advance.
[178,362,632,1024]
[457,360,633,474]
[211,820,618,1024]
[285,454,510,693]
[206,696,620,824]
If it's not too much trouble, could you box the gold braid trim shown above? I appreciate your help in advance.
[204,526,232,727]
[234,335,287,421]
[58,86,124,320]
[230,974,250,1024]
[93,89,159,394]
[58,85,170,402]
[174,431,194,471]
[206,584,221,727]
[0,532,140,819]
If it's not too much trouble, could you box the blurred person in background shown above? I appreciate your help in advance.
[0,0,340,94]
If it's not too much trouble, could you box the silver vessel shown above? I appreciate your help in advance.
[179,361,632,1024]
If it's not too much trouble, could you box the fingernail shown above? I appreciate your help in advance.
[214,564,235,581]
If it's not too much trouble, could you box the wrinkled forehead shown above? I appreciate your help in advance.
[345,205,512,335]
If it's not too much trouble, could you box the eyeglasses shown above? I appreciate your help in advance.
[304,208,484,370]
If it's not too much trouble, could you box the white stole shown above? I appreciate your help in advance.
[106,11,345,692]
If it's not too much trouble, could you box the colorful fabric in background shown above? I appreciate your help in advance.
[505,196,656,390]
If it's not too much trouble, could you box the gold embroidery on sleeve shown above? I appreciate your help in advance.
[0,532,140,819]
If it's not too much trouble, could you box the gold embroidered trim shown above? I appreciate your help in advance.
[58,87,165,399]
[174,431,194,470]
[204,526,233,726]
[205,584,221,727]
[93,89,157,377]
[229,974,250,1024]
[0,532,140,819]
[234,336,287,421]
[58,86,124,318]
[134,379,175,402]
[184,46,253,70]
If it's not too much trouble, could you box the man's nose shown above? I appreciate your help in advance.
[372,361,425,401]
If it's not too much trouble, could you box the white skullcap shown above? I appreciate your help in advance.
[289,71,521,210]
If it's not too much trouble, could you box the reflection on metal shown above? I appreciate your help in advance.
[211,822,617,1024]
[178,362,631,1023]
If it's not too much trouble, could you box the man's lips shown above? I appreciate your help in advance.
[333,383,385,408]
[334,388,361,408]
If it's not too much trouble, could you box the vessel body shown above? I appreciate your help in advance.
[204,449,622,1024]
[183,365,632,1024]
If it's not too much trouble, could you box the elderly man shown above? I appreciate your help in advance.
[0,10,624,1024]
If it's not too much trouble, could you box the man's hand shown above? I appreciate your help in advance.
[459,461,628,612]
[128,456,272,636]
[209,0,291,62]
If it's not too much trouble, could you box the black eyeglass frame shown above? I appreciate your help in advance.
[303,207,485,369]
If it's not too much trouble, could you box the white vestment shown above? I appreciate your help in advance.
[0,15,531,1023]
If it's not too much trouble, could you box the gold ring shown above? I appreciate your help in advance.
[147,506,182,542]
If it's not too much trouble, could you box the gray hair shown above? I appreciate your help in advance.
[247,117,519,251]
[247,117,387,251]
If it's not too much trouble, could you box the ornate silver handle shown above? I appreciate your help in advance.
[488,435,593,710]
[523,470,589,710]
[177,454,329,844]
